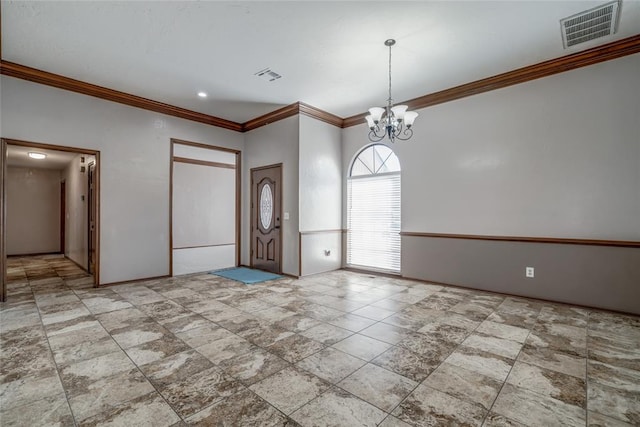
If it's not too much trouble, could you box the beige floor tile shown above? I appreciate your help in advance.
[296,347,365,384]
[0,394,74,427]
[445,346,514,382]
[371,345,440,382]
[291,386,386,427]
[332,333,392,361]
[423,362,502,410]
[249,366,330,415]
[492,383,586,427]
[219,348,289,385]
[67,368,154,422]
[78,391,180,427]
[338,363,417,412]
[186,388,290,426]
[267,334,326,363]
[506,361,586,408]
[588,380,640,425]
[392,383,487,426]
[518,343,586,378]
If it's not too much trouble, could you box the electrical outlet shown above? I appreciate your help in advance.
[526,267,535,278]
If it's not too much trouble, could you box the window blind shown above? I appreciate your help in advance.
[347,173,401,273]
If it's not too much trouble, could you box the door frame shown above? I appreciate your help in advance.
[60,180,66,253]
[87,161,97,274]
[0,138,101,300]
[1,140,6,301]
[169,138,242,276]
[250,163,283,274]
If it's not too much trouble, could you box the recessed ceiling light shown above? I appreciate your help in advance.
[28,152,47,159]
[197,92,207,98]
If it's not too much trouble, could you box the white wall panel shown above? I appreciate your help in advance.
[172,245,235,276]
[172,162,235,248]
[173,144,236,164]
[299,115,342,231]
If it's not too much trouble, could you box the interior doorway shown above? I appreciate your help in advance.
[1,138,101,301]
[170,139,241,276]
[250,164,282,274]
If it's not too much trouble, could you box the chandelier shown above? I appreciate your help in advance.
[365,39,418,143]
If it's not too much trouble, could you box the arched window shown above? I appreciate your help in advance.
[347,144,401,273]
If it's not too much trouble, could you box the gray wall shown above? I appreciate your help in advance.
[6,167,60,255]
[1,76,244,284]
[403,236,640,315]
[342,53,640,314]
[243,116,300,276]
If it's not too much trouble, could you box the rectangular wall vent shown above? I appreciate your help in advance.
[254,68,282,82]
[560,0,620,48]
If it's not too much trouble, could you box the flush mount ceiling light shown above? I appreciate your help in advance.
[28,152,47,159]
[197,92,208,98]
[365,39,418,143]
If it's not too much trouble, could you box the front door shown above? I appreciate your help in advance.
[251,164,282,273]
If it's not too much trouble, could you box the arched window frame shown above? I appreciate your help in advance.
[349,143,401,178]
[347,143,401,273]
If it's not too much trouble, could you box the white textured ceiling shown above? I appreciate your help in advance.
[3,1,640,123]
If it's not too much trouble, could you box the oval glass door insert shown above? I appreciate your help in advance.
[260,184,273,229]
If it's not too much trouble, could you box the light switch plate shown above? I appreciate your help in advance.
[284,212,290,220]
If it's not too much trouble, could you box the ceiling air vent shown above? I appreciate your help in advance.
[254,68,282,82]
[560,0,620,48]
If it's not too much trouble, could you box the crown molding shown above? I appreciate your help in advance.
[2,35,639,132]
[0,60,243,132]
[343,34,640,128]
[241,102,343,132]
[241,102,301,132]
[298,102,343,128]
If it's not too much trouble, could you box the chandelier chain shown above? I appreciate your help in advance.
[388,42,393,105]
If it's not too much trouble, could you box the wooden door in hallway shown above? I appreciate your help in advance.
[251,164,282,274]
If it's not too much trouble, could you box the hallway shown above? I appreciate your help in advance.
[6,255,94,297]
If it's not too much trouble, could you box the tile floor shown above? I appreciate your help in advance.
[1,255,639,426]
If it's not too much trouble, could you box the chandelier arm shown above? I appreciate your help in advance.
[394,127,414,141]
[368,129,386,143]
